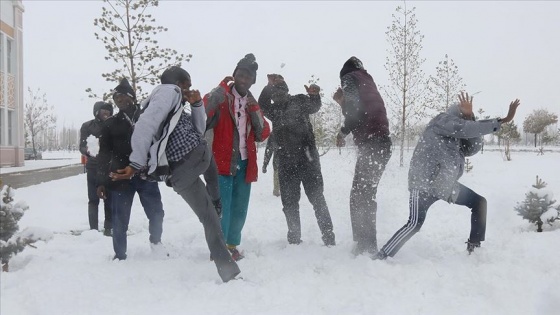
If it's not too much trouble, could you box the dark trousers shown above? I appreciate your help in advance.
[350,138,391,252]
[278,148,335,245]
[169,143,240,282]
[203,153,220,202]
[110,176,165,260]
[380,184,487,257]
[87,169,111,230]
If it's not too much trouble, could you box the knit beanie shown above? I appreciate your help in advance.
[339,56,364,79]
[112,78,136,101]
[93,101,113,118]
[233,53,258,84]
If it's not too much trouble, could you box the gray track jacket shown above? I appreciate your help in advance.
[408,105,501,202]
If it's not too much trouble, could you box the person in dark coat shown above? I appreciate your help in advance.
[259,74,335,246]
[79,101,113,235]
[262,131,280,197]
[376,92,520,258]
[333,56,392,256]
[96,78,165,261]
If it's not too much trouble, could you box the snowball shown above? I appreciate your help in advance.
[86,135,100,157]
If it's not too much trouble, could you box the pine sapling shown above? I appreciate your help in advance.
[514,176,556,232]
[0,185,52,272]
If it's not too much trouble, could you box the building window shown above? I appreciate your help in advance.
[0,33,4,71]
[7,38,14,74]
[0,110,4,146]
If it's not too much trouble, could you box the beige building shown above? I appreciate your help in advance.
[0,0,24,167]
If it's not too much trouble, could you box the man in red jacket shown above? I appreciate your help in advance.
[204,54,270,260]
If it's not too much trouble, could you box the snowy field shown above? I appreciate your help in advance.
[0,151,81,174]
[1,147,559,315]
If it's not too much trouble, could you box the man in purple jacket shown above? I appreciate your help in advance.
[333,56,392,256]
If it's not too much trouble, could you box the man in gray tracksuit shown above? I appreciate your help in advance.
[111,66,240,282]
[377,92,520,258]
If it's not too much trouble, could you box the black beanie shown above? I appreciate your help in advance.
[93,101,113,118]
[339,56,364,79]
[113,78,136,101]
[233,53,258,84]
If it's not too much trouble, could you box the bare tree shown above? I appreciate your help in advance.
[307,75,340,156]
[426,54,466,113]
[87,0,191,101]
[522,109,558,147]
[382,4,427,167]
[24,88,56,158]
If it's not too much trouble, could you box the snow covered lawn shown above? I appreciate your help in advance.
[1,148,559,315]
[1,151,81,175]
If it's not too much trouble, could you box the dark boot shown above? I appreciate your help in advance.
[284,210,302,244]
[466,239,481,254]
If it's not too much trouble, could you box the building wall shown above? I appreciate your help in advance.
[0,0,24,167]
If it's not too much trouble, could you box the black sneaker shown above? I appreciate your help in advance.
[103,228,112,237]
[466,240,481,254]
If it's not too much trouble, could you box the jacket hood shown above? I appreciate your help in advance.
[93,101,113,118]
[340,56,364,78]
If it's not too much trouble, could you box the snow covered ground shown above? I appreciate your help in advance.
[1,148,559,315]
[0,151,81,174]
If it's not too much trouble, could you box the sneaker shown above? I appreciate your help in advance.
[150,242,170,258]
[103,228,112,237]
[228,247,244,261]
[113,254,127,261]
[466,239,481,254]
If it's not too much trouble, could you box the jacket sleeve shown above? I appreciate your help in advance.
[96,121,112,186]
[258,85,275,119]
[340,74,364,135]
[79,122,91,156]
[129,86,180,170]
[203,81,227,130]
[262,132,275,168]
[299,94,322,115]
[431,114,501,139]
[247,91,271,143]
[461,138,483,157]
[190,100,207,136]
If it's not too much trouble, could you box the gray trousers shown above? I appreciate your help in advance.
[168,143,240,282]
[350,137,392,252]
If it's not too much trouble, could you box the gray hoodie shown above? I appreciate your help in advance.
[408,105,501,202]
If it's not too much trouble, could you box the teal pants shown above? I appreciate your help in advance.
[219,159,252,246]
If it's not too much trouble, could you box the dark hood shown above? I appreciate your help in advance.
[340,56,364,78]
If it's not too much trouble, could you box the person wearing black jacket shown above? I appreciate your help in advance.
[97,78,165,261]
[259,74,335,246]
[79,101,113,235]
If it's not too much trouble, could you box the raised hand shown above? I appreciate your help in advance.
[458,91,474,118]
[186,89,202,104]
[222,76,234,85]
[333,87,343,105]
[500,99,521,123]
[305,84,320,95]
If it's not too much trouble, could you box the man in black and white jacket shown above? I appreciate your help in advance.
[112,66,240,283]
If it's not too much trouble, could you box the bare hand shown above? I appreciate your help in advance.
[305,84,320,95]
[97,186,107,199]
[333,87,344,105]
[222,76,234,85]
[185,89,202,104]
[110,166,136,181]
[458,91,474,118]
[500,99,521,123]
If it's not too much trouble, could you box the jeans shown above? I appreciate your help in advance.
[110,176,164,260]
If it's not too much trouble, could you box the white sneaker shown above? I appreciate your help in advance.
[150,242,170,258]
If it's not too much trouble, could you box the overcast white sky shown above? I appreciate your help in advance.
[23,1,560,129]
